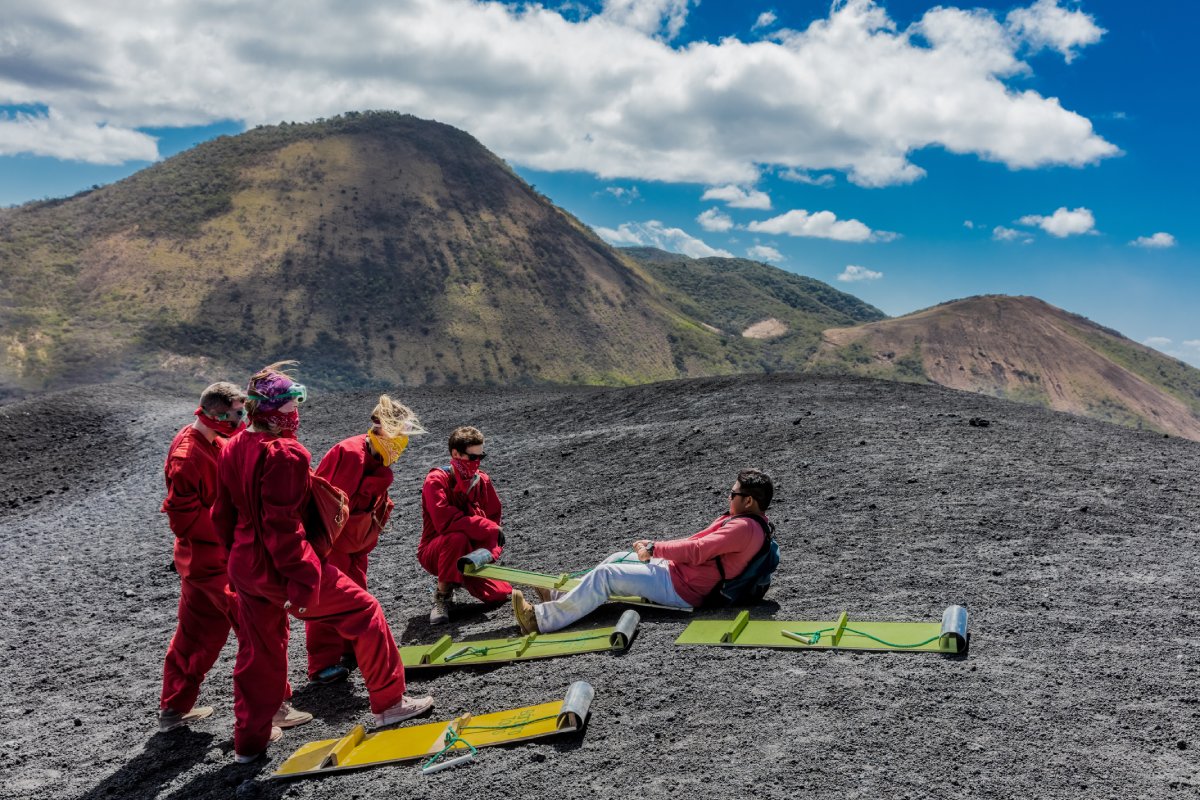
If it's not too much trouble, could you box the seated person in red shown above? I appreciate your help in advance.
[305,394,424,684]
[512,469,773,633]
[213,362,433,764]
[418,426,511,624]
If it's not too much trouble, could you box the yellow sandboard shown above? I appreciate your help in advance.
[272,682,594,779]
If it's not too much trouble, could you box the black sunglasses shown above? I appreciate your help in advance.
[729,491,751,499]
[463,452,486,462]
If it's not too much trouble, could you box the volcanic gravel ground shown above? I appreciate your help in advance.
[0,374,1197,799]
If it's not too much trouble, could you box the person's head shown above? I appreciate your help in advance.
[196,381,247,436]
[245,361,306,436]
[729,468,773,516]
[367,395,425,467]
[448,426,485,462]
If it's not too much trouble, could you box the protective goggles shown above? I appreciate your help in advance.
[248,382,308,405]
[209,407,248,421]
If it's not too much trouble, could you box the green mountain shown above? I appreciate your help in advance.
[0,112,882,396]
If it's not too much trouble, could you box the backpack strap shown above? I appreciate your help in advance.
[712,513,774,581]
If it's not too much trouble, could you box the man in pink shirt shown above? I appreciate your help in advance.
[512,469,773,633]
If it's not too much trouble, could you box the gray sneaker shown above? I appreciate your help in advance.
[158,705,214,732]
[429,590,452,625]
[272,701,313,729]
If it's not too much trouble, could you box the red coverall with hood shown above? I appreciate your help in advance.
[213,430,407,756]
[159,425,236,714]
[305,434,395,672]
[418,465,510,601]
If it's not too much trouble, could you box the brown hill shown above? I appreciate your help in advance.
[810,295,1200,440]
[0,112,886,397]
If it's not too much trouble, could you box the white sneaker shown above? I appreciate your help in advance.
[272,701,313,729]
[158,705,214,732]
[233,726,283,763]
[373,695,434,728]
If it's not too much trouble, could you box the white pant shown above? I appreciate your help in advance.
[533,551,691,633]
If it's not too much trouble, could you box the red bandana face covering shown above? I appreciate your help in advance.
[195,408,243,438]
[256,408,300,437]
[452,458,480,483]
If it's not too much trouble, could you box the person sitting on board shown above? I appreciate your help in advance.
[305,395,423,685]
[418,426,511,624]
[511,469,773,634]
[212,362,432,764]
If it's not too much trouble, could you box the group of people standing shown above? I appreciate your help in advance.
[157,362,773,763]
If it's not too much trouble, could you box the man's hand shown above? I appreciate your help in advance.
[633,540,652,562]
[283,600,307,614]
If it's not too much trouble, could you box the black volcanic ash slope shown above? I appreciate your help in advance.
[1,374,1196,799]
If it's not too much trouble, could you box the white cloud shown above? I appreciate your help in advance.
[747,244,783,262]
[1143,337,1172,348]
[993,225,1027,242]
[600,0,696,40]
[1130,232,1176,249]
[753,11,778,31]
[963,220,976,229]
[701,185,772,210]
[838,265,883,282]
[778,168,835,187]
[746,209,890,242]
[1018,206,1095,237]
[696,207,733,232]
[593,219,733,258]
[603,185,642,203]
[1006,0,1105,64]
[0,0,1117,186]
[0,108,157,164]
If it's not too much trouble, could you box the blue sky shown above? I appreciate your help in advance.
[1,1,1196,363]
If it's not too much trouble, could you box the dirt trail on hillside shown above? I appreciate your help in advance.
[0,375,1196,799]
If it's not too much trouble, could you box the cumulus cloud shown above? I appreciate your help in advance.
[602,185,642,203]
[753,11,778,31]
[600,0,696,40]
[1006,0,1105,64]
[696,207,733,232]
[992,225,1032,243]
[0,0,1117,185]
[593,219,733,258]
[963,220,976,229]
[0,108,157,164]
[1130,232,1176,249]
[701,185,772,210]
[747,244,783,262]
[1018,206,1095,237]
[1143,337,1172,348]
[746,209,891,242]
[778,168,835,187]
[838,265,883,282]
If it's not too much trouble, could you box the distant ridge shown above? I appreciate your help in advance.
[811,295,1200,440]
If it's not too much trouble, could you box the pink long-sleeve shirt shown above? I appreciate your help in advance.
[652,514,767,607]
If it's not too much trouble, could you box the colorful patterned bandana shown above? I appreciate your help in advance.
[367,429,408,467]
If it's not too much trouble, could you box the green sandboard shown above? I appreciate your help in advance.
[400,610,640,669]
[675,607,969,655]
[461,559,690,612]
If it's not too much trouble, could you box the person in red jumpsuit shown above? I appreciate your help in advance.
[158,382,314,735]
[305,394,424,684]
[212,363,433,763]
[418,425,510,624]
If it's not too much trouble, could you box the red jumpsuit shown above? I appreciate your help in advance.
[305,434,395,673]
[418,467,511,602]
[159,425,236,714]
[213,430,407,756]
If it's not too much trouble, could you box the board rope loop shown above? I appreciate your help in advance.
[442,633,612,663]
[420,714,561,774]
[781,626,942,649]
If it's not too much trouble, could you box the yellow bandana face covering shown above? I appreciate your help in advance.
[368,430,409,467]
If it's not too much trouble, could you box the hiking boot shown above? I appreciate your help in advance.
[373,694,435,728]
[233,726,283,763]
[530,586,554,603]
[312,664,350,685]
[429,590,452,625]
[511,590,539,634]
[341,651,358,672]
[272,702,313,729]
[158,705,214,732]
